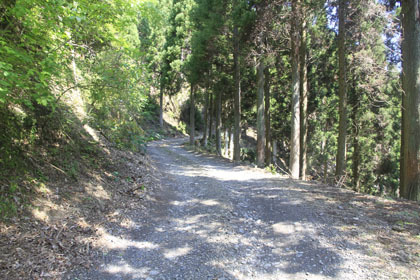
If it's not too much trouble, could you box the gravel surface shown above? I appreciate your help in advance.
[68,138,419,280]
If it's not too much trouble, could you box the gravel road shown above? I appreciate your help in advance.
[68,138,400,280]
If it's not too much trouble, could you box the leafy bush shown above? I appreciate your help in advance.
[241,147,256,163]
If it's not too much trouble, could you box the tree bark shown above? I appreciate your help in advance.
[272,140,277,165]
[189,84,195,146]
[321,134,328,183]
[335,0,348,179]
[203,70,211,147]
[233,25,241,161]
[202,74,210,146]
[216,86,222,155]
[257,58,265,167]
[349,67,360,191]
[351,90,360,192]
[289,0,301,179]
[224,128,229,157]
[229,128,234,160]
[299,19,308,181]
[159,80,164,128]
[264,67,272,166]
[202,89,209,146]
[209,91,214,140]
[400,0,420,201]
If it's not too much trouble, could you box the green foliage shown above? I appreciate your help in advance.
[0,196,17,220]
[342,1,400,194]
[241,147,256,163]
[89,94,159,152]
[0,181,20,220]
[0,0,409,219]
[265,164,277,175]
[161,0,195,93]
[0,0,168,219]
[180,98,204,131]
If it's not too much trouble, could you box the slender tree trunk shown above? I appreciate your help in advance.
[189,84,195,146]
[321,134,327,183]
[299,19,308,180]
[265,67,272,166]
[159,80,164,128]
[229,128,234,160]
[202,89,209,146]
[323,157,329,183]
[233,25,241,161]
[203,87,209,146]
[272,140,277,165]
[351,88,360,192]
[335,0,348,179]
[400,0,420,201]
[257,58,265,167]
[209,91,214,140]
[289,0,301,179]
[224,128,229,157]
[203,69,211,146]
[216,87,222,155]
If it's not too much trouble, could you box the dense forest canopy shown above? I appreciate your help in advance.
[0,0,419,206]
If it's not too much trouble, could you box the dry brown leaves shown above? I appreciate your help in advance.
[0,220,96,279]
[0,136,160,279]
[297,181,420,278]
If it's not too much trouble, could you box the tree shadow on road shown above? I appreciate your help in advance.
[66,139,387,280]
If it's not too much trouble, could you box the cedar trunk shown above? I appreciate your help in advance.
[272,140,277,165]
[159,81,164,128]
[299,19,308,180]
[189,84,195,145]
[264,67,272,166]
[289,0,301,179]
[224,128,229,157]
[233,25,241,161]
[335,0,348,178]
[257,59,265,167]
[202,89,209,146]
[209,91,214,140]
[216,87,222,155]
[400,0,420,201]
[202,73,210,146]
[351,81,360,192]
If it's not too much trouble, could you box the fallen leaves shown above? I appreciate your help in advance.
[0,135,160,279]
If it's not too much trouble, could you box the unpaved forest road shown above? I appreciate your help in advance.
[69,138,418,280]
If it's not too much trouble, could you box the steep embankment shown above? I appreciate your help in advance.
[0,123,163,279]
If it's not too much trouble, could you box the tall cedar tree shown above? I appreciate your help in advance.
[336,0,348,178]
[190,84,195,145]
[257,58,266,167]
[233,23,242,161]
[264,67,272,166]
[290,0,301,179]
[400,0,420,201]
[300,16,308,180]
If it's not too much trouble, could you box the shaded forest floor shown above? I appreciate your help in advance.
[1,136,420,279]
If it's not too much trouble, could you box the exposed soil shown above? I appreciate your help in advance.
[64,137,420,280]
